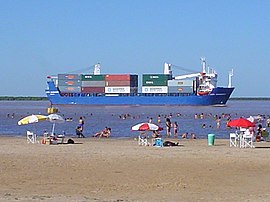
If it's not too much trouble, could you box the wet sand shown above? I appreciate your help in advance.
[0,136,270,201]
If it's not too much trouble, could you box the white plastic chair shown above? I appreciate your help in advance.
[229,133,238,147]
[26,131,37,144]
[241,131,254,148]
[138,135,149,146]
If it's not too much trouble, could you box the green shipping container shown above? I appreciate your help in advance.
[142,74,169,86]
[81,74,105,81]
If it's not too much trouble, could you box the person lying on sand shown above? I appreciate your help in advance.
[163,140,180,147]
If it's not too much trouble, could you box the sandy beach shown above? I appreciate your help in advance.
[1,136,270,202]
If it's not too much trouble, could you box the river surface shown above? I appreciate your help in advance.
[1,100,269,139]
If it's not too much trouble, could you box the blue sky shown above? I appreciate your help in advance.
[0,0,269,97]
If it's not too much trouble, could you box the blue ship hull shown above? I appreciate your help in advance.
[46,81,234,106]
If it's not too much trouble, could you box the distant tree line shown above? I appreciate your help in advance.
[230,97,270,100]
[0,96,48,101]
[0,96,269,101]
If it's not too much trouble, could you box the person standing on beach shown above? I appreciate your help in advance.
[267,118,270,127]
[157,115,161,123]
[79,117,85,132]
[76,126,85,138]
[216,116,221,129]
[165,118,171,137]
[173,121,178,138]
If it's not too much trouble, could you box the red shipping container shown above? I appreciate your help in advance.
[81,87,105,93]
[106,80,131,86]
[105,74,131,81]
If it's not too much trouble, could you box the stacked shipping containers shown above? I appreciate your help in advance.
[57,73,195,95]
[81,75,105,93]
[105,74,138,94]
[57,74,139,94]
[142,74,169,93]
[57,74,81,93]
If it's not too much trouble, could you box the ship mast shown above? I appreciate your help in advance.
[228,69,233,88]
[201,57,206,73]
[93,63,101,75]
[163,62,172,75]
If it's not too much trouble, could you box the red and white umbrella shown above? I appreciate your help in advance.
[132,122,163,131]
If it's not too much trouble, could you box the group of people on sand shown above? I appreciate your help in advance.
[77,112,262,140]
[149,117,196,140]
[75,116,111,138]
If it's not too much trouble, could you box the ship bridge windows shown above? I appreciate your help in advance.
[130,93,138,96]
[119,93,129,96]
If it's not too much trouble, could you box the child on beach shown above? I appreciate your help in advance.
[157,115,161,123]
[216,116,221,128]
[173,122,178,137]
[191,133,197,139]
[182,132,188,139]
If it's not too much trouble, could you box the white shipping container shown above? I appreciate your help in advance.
[142,86,168,93]
[105,86,131,94]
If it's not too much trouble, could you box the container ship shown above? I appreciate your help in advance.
[46,58,234,106]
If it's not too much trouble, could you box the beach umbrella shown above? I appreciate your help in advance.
[18,115,47,142]
[227,117,255,128]
[131,122,163,131]
[18,114,47,125]
[47,114,65,135]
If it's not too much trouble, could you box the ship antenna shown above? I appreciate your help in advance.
[228,69,233,88]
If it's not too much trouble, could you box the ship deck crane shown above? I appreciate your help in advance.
[164,58,218,96]
[163,58,208,80]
